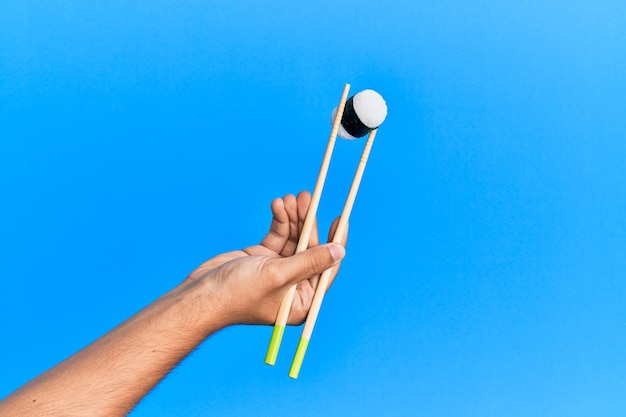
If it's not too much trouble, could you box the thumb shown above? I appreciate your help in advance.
[270,243,346,287]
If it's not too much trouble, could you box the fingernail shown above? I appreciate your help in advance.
[328,244,346,262]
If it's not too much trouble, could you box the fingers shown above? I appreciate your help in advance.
[260,197,290,253]
[327,216,348,246]
[260,191,320,257]
[309,216,348,291]
[296,191,320,249]
[260,193,302,255]
[282,193,300,255]
[267,243,345,288]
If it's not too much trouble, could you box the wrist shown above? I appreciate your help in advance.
[178,276,232,335]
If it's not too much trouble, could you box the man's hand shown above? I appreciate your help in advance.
[184,191,346,326]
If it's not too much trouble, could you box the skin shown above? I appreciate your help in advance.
[0,191,347,417]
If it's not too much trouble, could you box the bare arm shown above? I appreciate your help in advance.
[0,192,346,416]
[0,280,227,416]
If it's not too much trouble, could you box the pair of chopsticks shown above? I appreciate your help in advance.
[264,84,379,379]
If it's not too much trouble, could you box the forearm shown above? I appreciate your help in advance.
[0,278,226,417]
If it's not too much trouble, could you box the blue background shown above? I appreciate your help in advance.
[1,1,625,416]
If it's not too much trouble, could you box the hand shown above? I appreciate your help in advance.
[184,191,347,326]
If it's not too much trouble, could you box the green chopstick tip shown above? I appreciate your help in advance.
[288,337,310,379]
[265,324,286,366]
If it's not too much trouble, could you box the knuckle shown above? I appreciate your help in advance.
[262,260,283,286]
